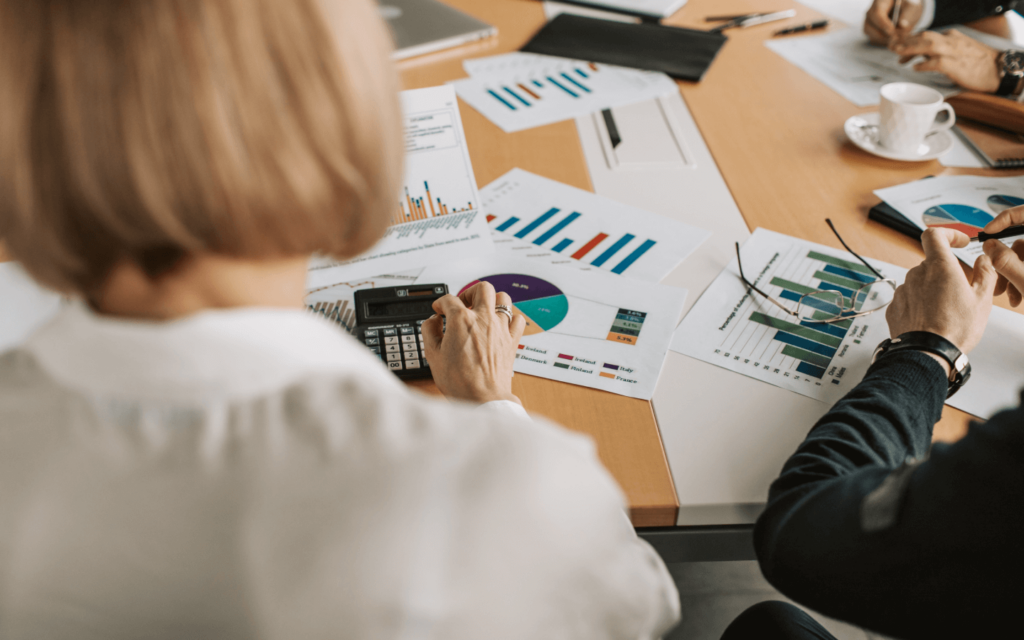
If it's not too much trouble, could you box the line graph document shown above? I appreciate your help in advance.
[453,52,678,133]
[481,168,709,282]
[306,85,492,288]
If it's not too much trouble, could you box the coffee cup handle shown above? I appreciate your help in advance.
[930,104,956,133]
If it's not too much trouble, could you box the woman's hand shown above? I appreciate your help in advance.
[983,205,1024,307]
[421,282,527,405]
[892,30,1001,93]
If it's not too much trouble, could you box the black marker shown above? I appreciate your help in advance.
[972,225,1024,243]
[774,19,829,36]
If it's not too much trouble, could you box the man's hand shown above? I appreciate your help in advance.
[865,0,924,45]
[421,281,527,405]
[892,30,1001,93]
[885,227,997,355]
[982,205,1024,307]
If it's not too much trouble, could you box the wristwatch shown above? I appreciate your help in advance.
[995,50,1024,99]
[871,331,971,398]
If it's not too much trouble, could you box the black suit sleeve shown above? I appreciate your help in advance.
[931,0,1020,29]
[754,350,1024,639]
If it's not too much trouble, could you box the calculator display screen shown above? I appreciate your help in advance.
[366,299,435,318]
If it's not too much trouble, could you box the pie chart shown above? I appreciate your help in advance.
[988,194,1024,214]
[460,274,568,336]
[921,204,993,238]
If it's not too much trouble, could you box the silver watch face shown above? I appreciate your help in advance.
[1004,50,1024,76]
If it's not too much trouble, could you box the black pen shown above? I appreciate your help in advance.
[972,225,1024,242]
[773,19,829,36]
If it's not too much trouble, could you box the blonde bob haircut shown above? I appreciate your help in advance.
[0,0,403,295]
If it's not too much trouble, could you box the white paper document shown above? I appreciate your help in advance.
[416,256,687,400]
[0,263,62,353]
[481,168,710,282]
[765,28,958,107]
[453,52,678,133]
[306,85,492,288]
[949,306,1024,419]
[672,228,906,404]
[874,175,1024,264]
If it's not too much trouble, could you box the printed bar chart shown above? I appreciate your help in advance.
[480,168,709,281]
[308,299,356,332]
[393,181,475,225]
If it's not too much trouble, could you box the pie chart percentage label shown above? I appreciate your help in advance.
[921,204,993,238]
[460,274,568,335]
[988,195,1024,214]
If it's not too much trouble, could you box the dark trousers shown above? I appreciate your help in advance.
[721,601,838,640]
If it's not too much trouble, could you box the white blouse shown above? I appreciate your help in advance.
[0,304,679,640]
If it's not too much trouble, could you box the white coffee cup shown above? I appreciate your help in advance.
[878,83,955,155]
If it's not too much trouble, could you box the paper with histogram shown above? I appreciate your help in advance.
[875,175,1024,265]
[482,169,709,282]
[306,85,492,288]
[672,228,906,404]
[453,52,678,133]
[417,256,687,400]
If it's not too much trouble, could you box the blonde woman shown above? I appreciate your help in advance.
[0,0,679,638]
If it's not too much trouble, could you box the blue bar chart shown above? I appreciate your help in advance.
[673,228,899,404]
[479,168,710,282]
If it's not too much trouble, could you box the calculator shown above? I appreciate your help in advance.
[352,284,448,379]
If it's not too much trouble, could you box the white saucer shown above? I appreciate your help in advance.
[844,112,953,162]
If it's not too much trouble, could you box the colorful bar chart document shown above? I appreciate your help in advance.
[481,168,709,282]
[672,228,906,404]
[307,85,492,288]
[875,175,1024,265]
[417,256,687,400]
[453,52,678,133]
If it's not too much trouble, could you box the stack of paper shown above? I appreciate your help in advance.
[452,52,678,133]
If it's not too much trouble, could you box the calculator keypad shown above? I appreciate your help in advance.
[363,320,430,377]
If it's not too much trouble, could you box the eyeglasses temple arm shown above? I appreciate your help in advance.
[825,218,886,280]
[735,243,799,316]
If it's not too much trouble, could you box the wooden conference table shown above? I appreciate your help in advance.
[400,0,1024,528]
[1,0,1020,534]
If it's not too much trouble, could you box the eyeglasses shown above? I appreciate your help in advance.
[735,220,897,324]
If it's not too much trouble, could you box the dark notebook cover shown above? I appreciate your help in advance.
[869,201,923,241]
[521,14,727,82]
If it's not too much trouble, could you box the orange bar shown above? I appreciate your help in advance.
[599,372,616,379]
[518,83,541,100]
[589,62,598,71]
[443,203,449,215]
[606,332,638,345]
[425,183,436,217]
[405,189,414,222]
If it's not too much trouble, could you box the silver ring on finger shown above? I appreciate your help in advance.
[494,304,513,325]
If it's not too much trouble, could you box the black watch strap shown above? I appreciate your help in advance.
[873,331,971,398]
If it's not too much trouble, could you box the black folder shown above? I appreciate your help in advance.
[521,14,727,82]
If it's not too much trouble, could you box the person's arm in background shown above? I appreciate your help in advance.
[930,0,1020,29]
[753,228,1024,639]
